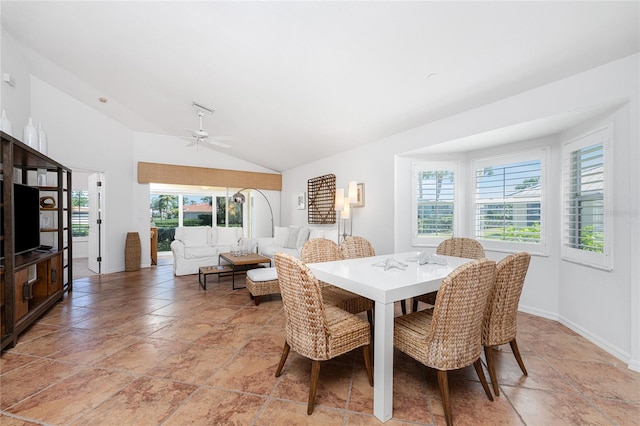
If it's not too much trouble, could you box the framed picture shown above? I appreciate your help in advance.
[352,183,365,207]
[296,192,306,210]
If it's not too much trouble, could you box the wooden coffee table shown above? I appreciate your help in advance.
[218,252,272,290]
[198,265,233,290]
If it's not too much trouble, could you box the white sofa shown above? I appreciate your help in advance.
[170,225,244,276]
[257,225,338,260]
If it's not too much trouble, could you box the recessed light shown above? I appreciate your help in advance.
[98,97,108,103]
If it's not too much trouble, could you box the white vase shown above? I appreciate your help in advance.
[23,117,38,148]
[1,110,13,136]
[38,122,48,155]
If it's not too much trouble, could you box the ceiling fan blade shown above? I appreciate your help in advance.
[180,137,197,146]
[206,139,231,148]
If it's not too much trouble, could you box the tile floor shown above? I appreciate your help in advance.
[1,262,638,425]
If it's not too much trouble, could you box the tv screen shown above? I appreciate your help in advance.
[14,183,41,255]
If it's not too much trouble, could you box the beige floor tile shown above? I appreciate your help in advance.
[255,398,346,425]
[69,376,196,425]
[164,387,266,425]
[5,368,134,424]
[502,386,611,426]
[207,349,281,395]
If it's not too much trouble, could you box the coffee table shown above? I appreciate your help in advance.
[198,265,233,290]
[218,252,271,289]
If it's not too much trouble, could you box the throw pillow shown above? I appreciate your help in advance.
[296,227,310,249]
[180,226,211,247]
[274,226,290,247]
[285,227,300,249]
[215,226,242,246]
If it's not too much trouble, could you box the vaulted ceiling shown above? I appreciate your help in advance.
[1,1,638,171]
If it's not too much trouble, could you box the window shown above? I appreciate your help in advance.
[182,194,213,227]
[562,125,612,270]
[474,149,547,253]
[71,190,89,238]
[412,162,457,244]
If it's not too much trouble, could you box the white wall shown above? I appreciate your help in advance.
[282,53,639,369]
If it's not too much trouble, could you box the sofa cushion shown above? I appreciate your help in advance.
[285,227,300,249]
[296,227,310,249]
[274,226,290,247]
[260,244,299,259]
[214,226,243,246]
[177,226,211,247]
[247,267,278,282]
[184,245,217,259]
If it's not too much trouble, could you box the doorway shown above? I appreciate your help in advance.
[72,169,106,277]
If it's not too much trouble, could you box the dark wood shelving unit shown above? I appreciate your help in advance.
[1,131,72,352]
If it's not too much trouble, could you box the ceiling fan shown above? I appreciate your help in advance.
[183,102,231,149]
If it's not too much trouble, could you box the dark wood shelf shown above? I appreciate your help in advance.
[1,130,72,352]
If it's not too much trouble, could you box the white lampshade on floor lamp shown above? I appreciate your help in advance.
[231,188,275,237]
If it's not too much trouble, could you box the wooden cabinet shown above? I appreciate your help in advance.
[1,131,72,351]
[13,268,29,322]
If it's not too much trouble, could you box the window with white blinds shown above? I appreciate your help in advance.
[473,149,547,253]
[412,162,457,242]
[562,125,612,270]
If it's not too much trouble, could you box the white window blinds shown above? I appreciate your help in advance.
[562,125,612,270]
[413,162,457,240]
[473,149,547,253]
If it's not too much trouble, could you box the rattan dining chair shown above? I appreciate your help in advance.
[404,237,486,314]
[300,238,374,322]
[394,258,496,426]
[339,235,376,259]
[482,252,531,396]
[274,253,373,415]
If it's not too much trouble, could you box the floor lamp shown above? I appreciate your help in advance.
[231,188,275,238]
[335,186,354,244]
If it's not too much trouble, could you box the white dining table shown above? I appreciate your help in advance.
[307,251,473,423]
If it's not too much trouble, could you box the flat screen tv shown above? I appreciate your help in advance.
[14,183,41,255]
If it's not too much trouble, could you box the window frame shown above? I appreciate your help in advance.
[471,148,549,255]
[561,125,613,271]
[411,161,460,246]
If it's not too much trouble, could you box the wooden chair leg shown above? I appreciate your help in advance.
[362,344,373,386]
[307,360,321,415]
[254,295,261,306]
[484,345,500,396]
[510,338,528,376]
[400,299,407,315]
[437,370,453,426]
[473,359,494,401]
[275,341,290,377]
[412,298,419,313]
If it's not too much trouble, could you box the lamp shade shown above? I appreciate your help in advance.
[342,201,351,219]
[348,181,358,203]
[232,192,246,203]
[335,188,345,211]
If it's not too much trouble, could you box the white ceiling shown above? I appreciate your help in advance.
[1,1,638,171]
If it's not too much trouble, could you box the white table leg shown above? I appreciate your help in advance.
[373,300,394,422]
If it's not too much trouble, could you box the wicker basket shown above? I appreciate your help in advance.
[125,232,141,272]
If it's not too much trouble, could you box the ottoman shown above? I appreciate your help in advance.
[246,267,280,306]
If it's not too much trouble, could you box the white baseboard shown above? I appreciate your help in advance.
[519,304,635,371]
[558,314,631,368]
